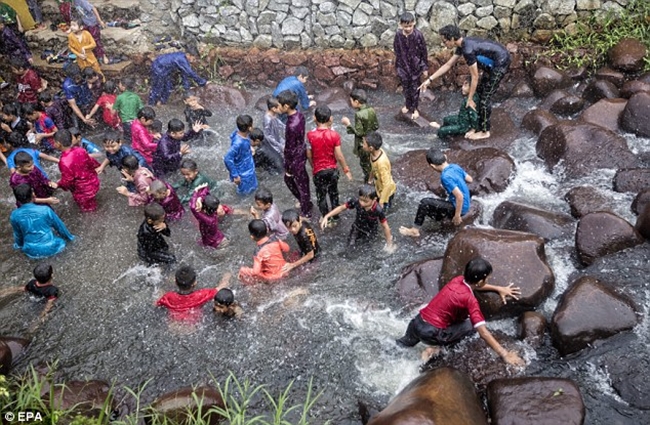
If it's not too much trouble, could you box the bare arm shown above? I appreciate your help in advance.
[92,6,106,28]
[38,152,60,164]
[86,103,100,119]
[216,272,233,290]
[419,54,461,91]
[334,145,352,180]
[465,173,473,183]
[380,220,394,246]
[477,325,525,366]
[476,283,521,304]
[451,187,464,225]
[320,204,348,230]
[282,250,315,272]
[68,98,86,121]
[466,63,479,110]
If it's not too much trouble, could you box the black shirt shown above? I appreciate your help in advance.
[294,220,320,260]
[184,107,213,126]
[346,197,387,235]
[25,279,59,300]
[456,37,510,71]
[137,220,171,255]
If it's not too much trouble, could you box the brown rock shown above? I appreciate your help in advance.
[631,188,650,215]
[511,80,534,97]
[620,80,650,98]
[378,75,399,92]
[396,258,443,307]
[491,201,574,241]
[595,66,625,88]
[551,276,638,355]
[150,386,224,424]
[564,186,613,218]
[522,109,558,135]
[582,79,620,104]
[531,66,572,98]
[312,64,334,81]
[195,84,247,112]
[314,87,351,113]
[538,89,569,111]
[518,311,547,347]
[449,109,520,152]
[621,91,650,137]
[578,98,626,132]
[613,168,650,193]
[0,337,29,375]
[575,212,644,265]
[487,377,585,425]
[0,341,10,375]
[608,37,648,73]
[44,380,115,418]
[283,52,307,66]
[635,201,650,240]
[549,94,585,116]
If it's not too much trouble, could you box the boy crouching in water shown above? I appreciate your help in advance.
[281,209,320,273]
[138,203,176,266]
[238,219,290,285]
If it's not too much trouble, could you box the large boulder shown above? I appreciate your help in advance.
[613,168,650,193]
[0,336,30,375]
[518,311,547,348]
[608,38,648,73]
[582,79,619,104]
[491,201,574,241]
[620,80,650,99]
[531,66,572,98]
[575,212,644,265]
[440,228,555,318]
[487,377,585,425]
[594,67,625,88]
[522,109,557,135]
[631,188,650,215]
[314,87,351,113]
[396,258,443,307]
[195,84,248,112]
[537,89,569,111]
[578,98,626,132]
[0,342,10,375]
[564,186,613,218]
[151,386,225,425]
[621,91,650,137]
[550,95,585,116]
[606,352,650,410]
[449,109,520,152]
[635,201,650,240]
[536,121,640,178]
[368,368,488,425]
[43,380,115,418]
[551,276,638,356]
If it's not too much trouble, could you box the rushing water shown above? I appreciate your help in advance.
[0,88,648,424]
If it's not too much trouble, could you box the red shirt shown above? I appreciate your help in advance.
[16,69,41,104]
[307,127,340,175]
[96,94,121,128]
[156,288,217,321]
[419,276,486,329]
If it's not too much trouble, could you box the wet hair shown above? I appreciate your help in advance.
[180,158,198,171]
[281,209,300,226]
[82,67,98,80]
[294,66,309,78]
[248,219,268,240]
[464,257,493,284]
[364,131,382,150]
[175,265,197,290]
[266,97,280,110]
[102,130,122,144]
[167,118,185,133]
[65,63,82,82]
[21,103,37,117]
[277,90,298,110]
[10,57,28,71]
[358,184,378,200]
[13,184,33,205]
[69,17,82,27]
[249,127,264,142]
[439,24,461,41]
[8,131,28,148]
[2,103,20,117]
[182,92,195,101]
[121,155,140,172]
[425,148,446,166]
[144,202,165,221]
[254,187,273,205]
[120,76,136,91]
[33,264,53,284]
[236,115,253,132]
[149,179,167,195]
[137,106,156,121]
[399,12,415,24]
[103,80,117,95]
[151,119,163,133]
[350,89,367,104]
[214,288,234,306]
[203,194,220,215]
[14,151,33,167]
[38,91,54,104]
[185,44,200,58]
[314,105,331,124]
[68,127,81,139]
[54,129,73,147]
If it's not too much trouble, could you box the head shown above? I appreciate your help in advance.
[120,76,136,91]
[185,44,200,63]
[266,97,281,114]
[137,106,156,125]
[33,264,54,284]
[13,184,34,205]
[214,288,234,306]
[69,18,83,33]
[151,119,163,134]
[249,127,264,147]
[38,91,54,107]
[21,103,39,122]
[83,67,99,84]
[2,103,20,121]
[277,90,298,112]
[461,79,470,96]
[248,219,268,241]
[144,202,166,225]
[294,66,310,84]
[363,131,382,152]
[358,184,378,210]
[10,57,28,75]
[254,187,273,210]
[314,105,332,125]
[203,194,220,215]
[175,265,197,291]
[121,155,140,174]
[281,209,302,235]
[167,118,186,139]
[14,151,34,175]
[236,115,253,133]
[182,93,200,108]
[8,131,28,149]
[68,127,82,144]
[439,25,462,49]
[103,80,117,95]
[102,130,123,154]
[349,89,367,108]
[399,12,415,36]
[65,63,83,84]
[179,158,199,182]
[149,179,169,201]
[54,129,73,150]
[463,257,493,287]
[425,148,447,171]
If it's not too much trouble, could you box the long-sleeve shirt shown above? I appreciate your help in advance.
[370,149,397,205]
[223,130,258,195]
[151,52,207,90]
[273,76,310,111]
[239,237,290,282]
[0,26,31,61]
[137,220,171,259]
[130,119,157,164]
[11,203,75,259]
[189,186,231,248]
[57,146,101,197]
[172,171,219,205]
[346,104,379,156]
[126,167,154,206]
[152,131,194,177]
[393,28,428,81]
[263,112,285,156]
[113,91,143,123]
[283,111,306,173]
[9,168,54,205]
[157,182,184,221]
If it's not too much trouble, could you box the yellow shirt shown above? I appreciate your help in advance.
[371,148,396,204]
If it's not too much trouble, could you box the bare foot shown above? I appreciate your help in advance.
[294,201,301,209]
[103,56,110,65]
[401,106,409,114]
[467,131,490,140]
[399,226,420,237]
[464,129,476,138]
[411,110,420,120]
[429,121,440,129]
[421,346,441,361]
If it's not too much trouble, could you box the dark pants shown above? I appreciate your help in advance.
[254,142,284,175]
[347,223,376,247]
[148,71,173,105]
[313,168,339,217]
[477,67,507,132]
[437,115,470,138]
[138,248,176,266]
[284,161,313,218]
[122,121,133,143]
[396,314,474,347]
[414,198,455,226]
[400,76,421,114]
[86,25,105,59]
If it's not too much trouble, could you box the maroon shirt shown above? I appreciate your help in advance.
[189,186,231,248]
[10,168,54,205]
[284,111,306,174]
[157,182,184,221]
[16,69,41,104]
[420,275,486,329]
[393,27,428,81]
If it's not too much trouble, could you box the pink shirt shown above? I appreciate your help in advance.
[420,275,486,329]
[130,119,157,164]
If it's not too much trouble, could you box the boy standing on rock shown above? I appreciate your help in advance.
[394,12,428,121]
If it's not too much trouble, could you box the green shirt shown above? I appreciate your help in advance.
[114,91,143,123]
[172,172,221,205]
[346,104,379,156]
[0,3,17,25]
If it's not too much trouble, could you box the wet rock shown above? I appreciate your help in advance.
[549,94,585,116]
[441,228,555,319]
[621,91,650,138]
[0,342,10,375]
[195,84,247,112]
[44,380,115,418]
[151,386,225,425]
[613,168,650,193]
[439,201,483,232]
[575,212,644,266]
[620,80,650,99]
[396,257,443,307]
[538,89,569,111]
[594,67,625,88]
[0,337,29,374]
[518,311,547,348]
[522,109,557,135]
[564,186,613,218]
[368,368,487,425]
[631,189,650,215]
[608,38,648,73]
[487,377,585,425]
[511,80,534,97]
[578,98,626,132]
[531,66,572,98]
[582,79,619,104]
[491,201,574,241]
[254,94,271,112]
[551,276,638,356]
[607,354,650,410]
[314,87,351,113]
[635,201,650,240]
[449,109,520,152]
[536,121,640,178]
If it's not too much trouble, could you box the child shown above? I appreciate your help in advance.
[85,80,121,130]
[149,179,184,221]
[53,129,101,212]
[251,127,283,175]
[150,119,163,139]
[23,103,57,152]
[62,64,95,128]
[224,114,258,195]
[1,103,31,142]
[262,97,286,161]
[148,46,207,106]
[238,219,290,285]
[73,0,109,64]
[307,105,353,220]
[213,288,243,318]
[114,77,144,140]
[320,185,395,252]
[38,92,72,131]
[183,92,212,127]
[9,151,58,206]
[70,127,102,159]
[130,106,157,165]
[362,132,396,210]
[278,90,312,218]
[4,131,59,177]
[272,66,316,112]
[0,264,59,327]
[95,130,148,175]
[0,17,32,64]
[393,12,428,120]
[396,257,524,365]
[10,57,46,105]
[399,148,473,237]
[430,80,479,138]
[137,203,176,265]
[83,67,103,105]
[281,209,320,273]
[67,18,104,81]
[152,118,198,178]
[116,154,154,206]
[173,158,218,205]
[190,185,232,249]
[341,89,378,184]
[250,187,289,240]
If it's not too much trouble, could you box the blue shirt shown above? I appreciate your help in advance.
[11,203,75,259]
[7,148,47,178]
[105,144,148,169]
[441,163,471,215]
[151,52,207,89]
[62,77,93,107]
[223,130,258,195]
[81,138,101,154]
[273,76,310,111]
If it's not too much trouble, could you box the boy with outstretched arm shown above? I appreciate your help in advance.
[250,187,289,240]
[341,89,378,184]
[157,265,231,313]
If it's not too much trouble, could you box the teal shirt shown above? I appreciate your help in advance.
[172,172,221,205]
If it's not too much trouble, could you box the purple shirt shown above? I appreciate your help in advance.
[157,182,184,220]
[393,28,428,81]
[9,168,54,206]
[283,111,306,173]
[262,203,289,240]
[190,186,228,248]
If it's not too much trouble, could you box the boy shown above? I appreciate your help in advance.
[272,66,316,112]
[130,106,157,165]
[54,129,101,212]
[238,219,290,285]
[0,264,59,327]
[278,90,313,218]
[341,89,378,184]
[190,185,232,249]
[157,265,231,317]
[72,0,109,64]
[9,151,58,206]
[116,154,154,206]
[320,185,395,253]
[399,148,472,237]
[262,97,286,161]
[0,17,32,64]
[62,63,95,128]
[363,132,396,210]
[394,12,428,120]
[23,103,57,152]
[152,118,200,178]
[138,203,176,265]
[250,187,289,240]
[420,25,511,140]
[183,92,212,127]
[213,288,243,318]
[3,125,59,177]
[149,178,184,221]
[1,103,31,143]
[38,92,72,131]
[10,184,75,259]
[148,46,207,106]
[85,80,121,131]
[397,257,524,366]
[224,114,258,195]
[11,57,46,105]
[281,209,320,273]
[70,127,102,159]
[251,127,283,175]
[307,105,353,220]
[95,130,148,175]
[173,158,219,205]
[114,77,144,140]
[430,79,479,138]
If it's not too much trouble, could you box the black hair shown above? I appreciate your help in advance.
[350,89,367,104]
[120,76,136,91]
[185,44,200,58]
[54,129,73,147]
[294,66,309,78]
[151,119,163,133]
[65,63,82,82]
[33,264,53,284]
[144,202,165,221]
[121,155,140,172]
[214,288,234,306]
[13,184,33,205]
[8,131,28,148]
[82,67,98,80]
[203,194,220,215]
[103,80,117,95]
[267,97,280,110]
[277,90,298,110]
[364,131,382,150]
[149,179,167,194]
[167,118,185,133]
[248,219,268,240]
[439,24,461,41]
[102,130,121,144]
[14,151,33,167]
[399,12,415,24]
[38,91,54,104]
[358,184,378,200]
[254,187,273,205]
[180,158,198,171]
[281,209,300,226]
[68,127,81,138]
[10,57,28,71]
[249,127,264,142]
[175,265,197,290]
[314,105,331,124]
[425,148,446,166]
[137,106,156,121]
[464,257,493,284]
[21,103,37,117]
[236,115,253,133]
[2,103,20,117]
